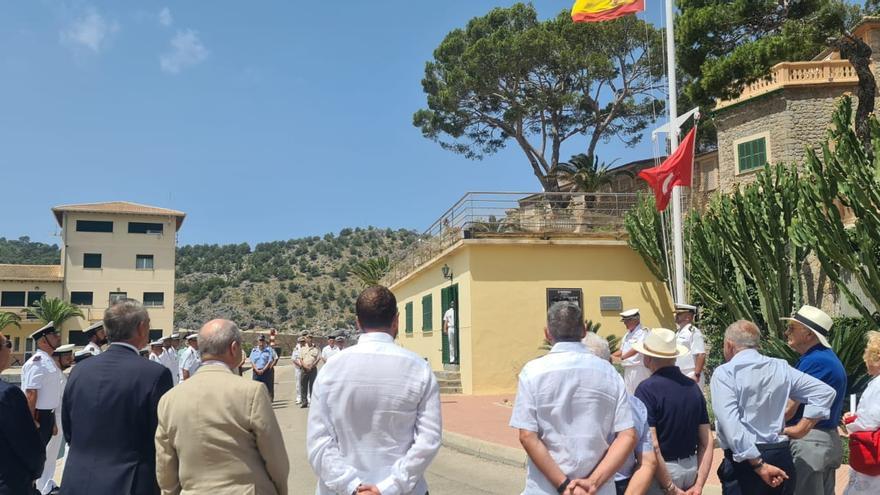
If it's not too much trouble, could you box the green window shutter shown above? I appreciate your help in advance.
[405,302,413,333]
[738,137,767,172]
[421,294,433,332]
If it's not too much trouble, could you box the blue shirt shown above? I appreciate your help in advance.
[250,347,273,370]
[710,349,835,462]
[787,344,847,430]
[614,395,653,481]
[635,366,709,461]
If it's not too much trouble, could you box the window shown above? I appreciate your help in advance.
[13,336,20,352]
[128,222,164,234]
[405,302,414,334]
[67,331,89,346]
[70,292,94,306]
[25,338,34,352]
[737,137,767,173]
[143,292,164,307]
[76,220,113,233]
[26,291,45,307]
[421,294,433,332]
[109,292,127,305]
[136,254,154,270]
[0,291,25,307]
[149,329,163,342]
[83,253,102,269]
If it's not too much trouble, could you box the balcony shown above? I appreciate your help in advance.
[383,192,639,286]
[715,60,860,110]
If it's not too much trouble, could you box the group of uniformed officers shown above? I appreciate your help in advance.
[12,320,202,495]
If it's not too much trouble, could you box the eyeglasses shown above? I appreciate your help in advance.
[2,341,11,349]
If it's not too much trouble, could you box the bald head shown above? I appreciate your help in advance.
[724,319,761,362]
[199,319,242,368]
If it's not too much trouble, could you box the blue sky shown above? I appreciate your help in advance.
[0,1,668,246]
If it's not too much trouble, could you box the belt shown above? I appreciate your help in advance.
[36,408,55,413]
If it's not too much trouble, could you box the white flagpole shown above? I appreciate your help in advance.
[664,0,687,304]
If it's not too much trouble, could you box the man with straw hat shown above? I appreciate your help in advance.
[634,328,714,495]
[782,305,847,495]
[613,309,651,394]
[674,304,706,386]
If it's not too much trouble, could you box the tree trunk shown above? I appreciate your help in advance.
[834,34,876,156]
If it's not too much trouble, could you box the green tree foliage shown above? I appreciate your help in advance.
[26,297,84,327]
[414,3,664,191]
[624,195,668,283]
[793,97,880,319]
[0,236,60,265]
[349,256,392,288]
[0,311,21,332]
[554,154,630,193]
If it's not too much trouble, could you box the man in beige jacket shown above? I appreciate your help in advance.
[155,319,289,495]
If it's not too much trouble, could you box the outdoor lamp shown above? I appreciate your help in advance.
[441,264,453,281]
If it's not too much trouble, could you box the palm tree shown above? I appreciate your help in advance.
[0,311,21,332]
[349,256,392,288]
[553,154,631,194]
[25,297,84,327]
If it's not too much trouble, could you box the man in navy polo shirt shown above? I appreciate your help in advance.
[634,328,714,495]
[782,305,846,495]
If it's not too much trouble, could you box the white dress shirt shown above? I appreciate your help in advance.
[621,325,646,369]
[321,345,340,362]
[846,376,880,492]
[161,347,180,385]
[307,331,442,495]
[180,346,201,377]
[675,324,705,376]
[710,348,835,462]
[83,341,102,356]
[510,342,633,495]
[22,349,63,410]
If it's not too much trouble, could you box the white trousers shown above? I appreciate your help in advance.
[295,366,302,402]
[448,328,457,363]
[623,365,652,395]
[36,412,64,494]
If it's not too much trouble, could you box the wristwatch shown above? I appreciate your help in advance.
[556,477,572,494]
[751,458,765,470]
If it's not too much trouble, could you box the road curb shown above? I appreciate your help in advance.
[442,430,526,468]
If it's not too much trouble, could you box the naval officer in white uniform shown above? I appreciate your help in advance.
[674,304,706,386]
[81,321,106,357]
[22,322,64,449]
[613,309,651,394]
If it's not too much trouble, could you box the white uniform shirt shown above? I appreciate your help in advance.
[83,341,102,356]
[180,346,201,377]
[711,349,834,462]
[307,332,442,495]
[510,342,633,495]
[443,308,455,332]
[160,348,180,385]
[22,349,63,410]
[621,324,646,368]
[149,352,163,363]
[675,324,706,375]
[321,345,340,362]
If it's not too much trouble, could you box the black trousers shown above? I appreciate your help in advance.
[300,368,317,405]
[36,409,54,447]
[252,367,275,400]
[718,442,796,495]
[615,478,629,495]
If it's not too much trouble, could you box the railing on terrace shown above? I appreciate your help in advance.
[383,192,640,286]
[715,59,860,110]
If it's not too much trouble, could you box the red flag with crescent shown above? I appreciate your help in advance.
[638,127,697,211]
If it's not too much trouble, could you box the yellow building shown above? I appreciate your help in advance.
[385,192,674,395]
[0,201,185,361]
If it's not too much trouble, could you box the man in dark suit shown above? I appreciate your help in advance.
[0,332,45,494]
[61,299,173,495]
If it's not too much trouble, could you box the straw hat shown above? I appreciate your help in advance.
[782,305,833,348]
[632,328,690,359]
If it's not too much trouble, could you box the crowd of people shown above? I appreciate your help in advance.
[1,286,879,495]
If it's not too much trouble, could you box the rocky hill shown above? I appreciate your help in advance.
[1,228,418,335]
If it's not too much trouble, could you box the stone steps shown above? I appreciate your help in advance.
[435,366,462,395]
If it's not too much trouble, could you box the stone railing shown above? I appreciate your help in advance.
[715,60,860,110]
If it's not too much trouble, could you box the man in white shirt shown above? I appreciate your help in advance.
[612,309,651,394]
[674,304,706,386]
[22,322,64,448]
[82,321,106,356]
[442,301,456,363]
[148,339,164,363]
[320,336,340,363]
[179,334,201,380]
[307,286,442,495]
[160,336,180,386]
[511,302,636,495]
[293,336,305,405]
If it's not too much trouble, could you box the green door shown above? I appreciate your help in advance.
[440,284,459,364]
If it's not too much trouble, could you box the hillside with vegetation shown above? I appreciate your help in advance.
[1,228,418,335]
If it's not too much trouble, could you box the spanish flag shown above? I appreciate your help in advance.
[571,0,645,22]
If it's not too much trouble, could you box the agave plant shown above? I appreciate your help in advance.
[349,256,392,288]
[0,311,21,332]
[25,297,84,327]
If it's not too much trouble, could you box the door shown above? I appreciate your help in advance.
[440,284,459,365]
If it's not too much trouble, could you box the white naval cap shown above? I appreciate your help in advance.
[619,309,640,320]
[53,344,75,355]
[674,303,698,313]
[29,321,57,340]
[83,320,104,335]
[150,338,165,347]
[170,333,181,339]
[186,333,198,341]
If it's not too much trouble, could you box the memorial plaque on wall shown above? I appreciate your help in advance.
[547,288,584,313]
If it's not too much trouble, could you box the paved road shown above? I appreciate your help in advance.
[275,365,525,494]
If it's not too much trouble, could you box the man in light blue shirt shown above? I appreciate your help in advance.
[249,336,274,399]
[711,320,835,495]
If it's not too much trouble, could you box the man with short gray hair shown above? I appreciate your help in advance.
[156,319,289,494]
[511,302,636,494]
[61,299,173,495]
[712,320,836,495]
